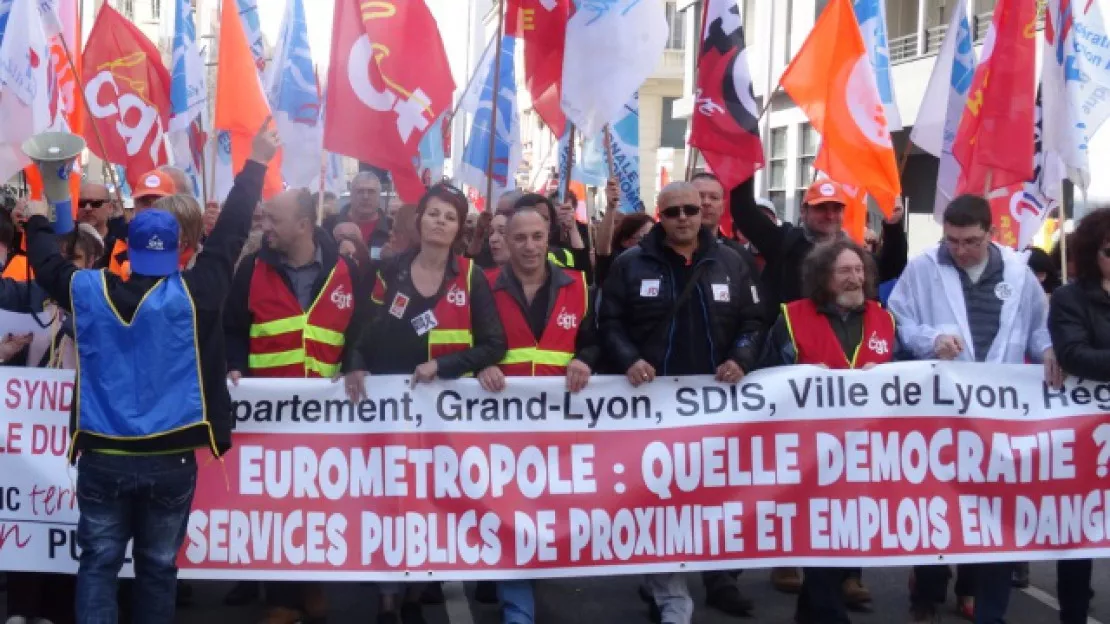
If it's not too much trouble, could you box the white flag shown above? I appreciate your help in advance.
[1041,0,1110,201]
[267,0,321,189]
[0,0,53,184]
[561,0,667,137]
[909,0,975,221]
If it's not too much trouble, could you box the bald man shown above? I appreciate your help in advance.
[158,165,193,198]
[599,181,766,623]
[76,182,130,269]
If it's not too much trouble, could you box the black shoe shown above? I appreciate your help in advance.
[400,603,426,624]
[176,581,194,608]
[474,580,498,605]
[706,585,754,616]
[1011,562,1030,588]
[224,581,260,606]
[420,582,445,605]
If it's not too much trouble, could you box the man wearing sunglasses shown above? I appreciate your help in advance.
[599,181,765,624]
[76,182,128,270]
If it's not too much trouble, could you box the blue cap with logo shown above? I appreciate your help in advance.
[128,210,180,277]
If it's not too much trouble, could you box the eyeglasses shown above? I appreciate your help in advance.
[79,199,106,209]
[660,204,700,219]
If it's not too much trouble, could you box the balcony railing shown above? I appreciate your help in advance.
[890,9,1044,65]
[926,24,948,54]
[889,33,918,63]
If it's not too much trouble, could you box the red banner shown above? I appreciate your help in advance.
[5,365,1110,578]
[81,5,171,189]
[324,0,455,203]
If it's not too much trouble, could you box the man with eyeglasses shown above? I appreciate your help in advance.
[887,194,1063,624]
[339,171,392,259]
[599,181,765,624]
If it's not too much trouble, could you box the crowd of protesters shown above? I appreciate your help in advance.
[0,120,1105,624]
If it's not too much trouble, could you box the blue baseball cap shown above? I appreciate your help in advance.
[128,210,180,277]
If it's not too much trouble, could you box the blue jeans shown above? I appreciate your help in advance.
[74,451,197,624]
[497,580,534,624]
[972,562,1012,624]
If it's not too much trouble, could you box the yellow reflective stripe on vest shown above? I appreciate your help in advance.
[304,324,345,347]
[305,357,340,377]
[429,329,473,345]
[248,348,305,369]
[250,315,307,337]
[501,347,573,367]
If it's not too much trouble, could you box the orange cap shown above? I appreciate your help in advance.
[803,179,848,206]
[132,170,177,200]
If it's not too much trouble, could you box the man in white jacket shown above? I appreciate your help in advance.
[887,194,1063,624]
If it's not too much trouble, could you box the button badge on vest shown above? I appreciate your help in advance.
[412,310,439,336]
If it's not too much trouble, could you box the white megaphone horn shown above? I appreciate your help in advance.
[22,131,85,235]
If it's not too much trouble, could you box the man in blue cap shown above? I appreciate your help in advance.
[24,120,280,623]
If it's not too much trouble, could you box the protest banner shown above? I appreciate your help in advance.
[2,362,1110,580]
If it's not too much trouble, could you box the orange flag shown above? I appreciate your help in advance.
[214,0,282,198]
[779,0,900,216]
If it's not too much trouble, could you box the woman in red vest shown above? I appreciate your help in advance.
[761,239,900,624]
[344,183,506,624]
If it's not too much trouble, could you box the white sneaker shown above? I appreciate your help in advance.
[5,617,29,624]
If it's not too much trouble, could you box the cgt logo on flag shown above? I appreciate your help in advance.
[845,55,891,148]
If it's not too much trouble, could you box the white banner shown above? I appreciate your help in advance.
[3,363,1110,579]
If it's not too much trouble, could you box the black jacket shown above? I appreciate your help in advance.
[224,228,371,375]
[599,224,765,376]
[28,160,266,457]
[1048,281,1110,381]
[355,251,507,379]
[729,177,908,315]
[489,262,601,371]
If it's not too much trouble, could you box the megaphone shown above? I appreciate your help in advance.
[22,131,85,235]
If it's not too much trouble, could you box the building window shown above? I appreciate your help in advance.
[120,0,134,18]
[796,123,819,193]
[152,0,161,19]
[783,0,794,64]
[742,0,756,45]
[666,1,686,50]
[660,97,688,149]
[768,126,788,216]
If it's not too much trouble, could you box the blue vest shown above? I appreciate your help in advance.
[71,270,208,453]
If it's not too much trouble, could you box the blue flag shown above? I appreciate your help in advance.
[267,0,322,189]
[418,115,446,187]
[853,0,902,131]
[458,36,520,205]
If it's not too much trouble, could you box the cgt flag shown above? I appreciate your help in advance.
[506,0,571,137]
[952,0,1037,195]
[324,0,455,203]
[81,4,171,190]
[688,0,764,196]
[780,0,900,215]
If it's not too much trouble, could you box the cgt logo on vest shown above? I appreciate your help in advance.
[446,284,467,307]
[556,307,578,330]
[868,332,890,356]
[330,284,353,311]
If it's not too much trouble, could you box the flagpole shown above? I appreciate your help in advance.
[197,120,209,207]
[602,125,616,179]
[57,9,125,211]
[483,0,506,209]
[317,149,327,225]
[759,0,777,197]
[562,124,576,201]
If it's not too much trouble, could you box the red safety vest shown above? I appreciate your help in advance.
[781,299,895,369]
[247,258,355,378]
[491,267,588,377]
[373,256,476,361]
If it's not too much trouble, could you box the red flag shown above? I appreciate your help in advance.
[506,0,570,137]
[324,0,455,203]
[688,0,764,192]
[952,0,1037,195]
[81,5,171,189]
[779,0,901,215]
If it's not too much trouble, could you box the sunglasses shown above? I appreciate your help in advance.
[660,204,700,219]
[79,199,106,209]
